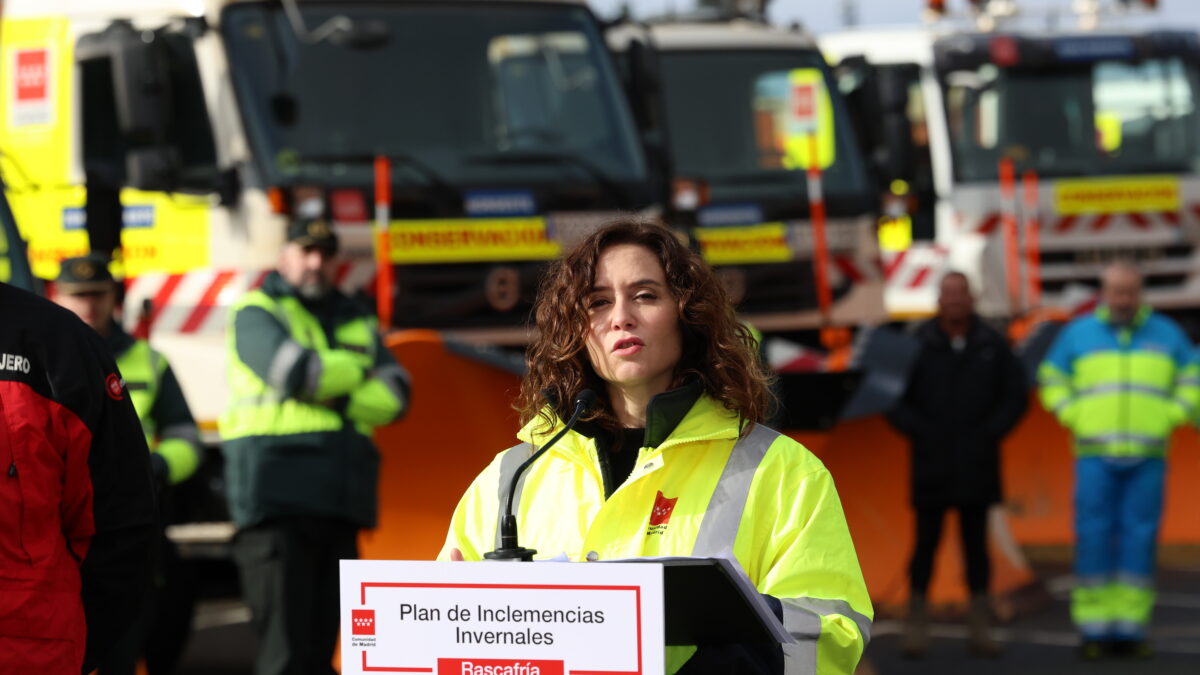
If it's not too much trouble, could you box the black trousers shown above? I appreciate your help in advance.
[232,518,359,675]
[909,503,991,596]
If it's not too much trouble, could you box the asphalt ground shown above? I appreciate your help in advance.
[859,563,1200,674]
[174,559,1200,675]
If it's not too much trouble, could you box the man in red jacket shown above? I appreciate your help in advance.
[0,280,157,673]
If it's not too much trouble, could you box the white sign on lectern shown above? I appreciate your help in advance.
[340,560,665,675]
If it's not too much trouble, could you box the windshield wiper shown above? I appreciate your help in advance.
[464,151,629,209]
[292,152,452,189]
[287,152,459,211]
[279,0,390,48]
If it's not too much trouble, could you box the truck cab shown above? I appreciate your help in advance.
[0,0,655,423]
[216,0,655,328]
[609,17,881,330]
[823,22,1200,320]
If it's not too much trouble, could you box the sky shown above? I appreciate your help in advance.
[586,0,1200,35]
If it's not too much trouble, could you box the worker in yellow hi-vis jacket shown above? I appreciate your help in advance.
[220,218,410,675]
[440,220,872,674]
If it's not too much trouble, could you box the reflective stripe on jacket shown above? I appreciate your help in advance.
[439,395,872,674]
[1038,305,1199,457]
[221,290,385,438]
[219,272,409,529]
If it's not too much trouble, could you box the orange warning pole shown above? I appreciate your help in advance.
[1022,169,1042,309]
[999,158,1022,314]
[808,133,832,324]
[374,156,394,330]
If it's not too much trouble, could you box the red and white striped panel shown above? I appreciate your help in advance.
[334,259,378,294]
[972,210,1187,235]
[123,260,378,336]
[880,246,947,291]
[123,269,266,337]
[828,253,874,286]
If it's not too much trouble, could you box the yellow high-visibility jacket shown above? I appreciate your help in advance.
[1039,305,1200,457]
[439,393,873,674]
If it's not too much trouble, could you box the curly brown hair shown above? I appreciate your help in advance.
[517,219,773,435]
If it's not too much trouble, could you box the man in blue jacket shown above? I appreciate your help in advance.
[1039,261,1199,659]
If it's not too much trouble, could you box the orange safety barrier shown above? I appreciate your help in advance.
[1001,396,1200,546]
[364,332,1200,617]
[361,330,523,561]
[1007,306,1069,345]
[792,419,1036,615]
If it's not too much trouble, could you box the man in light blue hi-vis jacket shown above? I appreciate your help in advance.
[1038,262,1199,660]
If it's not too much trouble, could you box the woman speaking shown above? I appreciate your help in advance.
[439,221,872,673]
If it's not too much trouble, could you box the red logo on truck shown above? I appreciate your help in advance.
[792,83,815,122]
[15,50,47,103]
[352,609,376,635]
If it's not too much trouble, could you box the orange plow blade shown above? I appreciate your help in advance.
[361,330,522,562]
[365,334,1200,615]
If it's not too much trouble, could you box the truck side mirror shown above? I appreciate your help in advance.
[126,146,182,191]
[614,38,660,132]
[626,39,661,97]
[110,33,171,149]
[621,38,672,208]
[881,115,915,184]
[834,56,888,188]
[79,20,221,197]
[78,21,181,192]
[874,66,917,184]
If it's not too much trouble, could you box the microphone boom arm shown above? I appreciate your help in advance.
[485,390,596,561]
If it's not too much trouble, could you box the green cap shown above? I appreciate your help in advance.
[55,254,115,293]
[287,217,339,252]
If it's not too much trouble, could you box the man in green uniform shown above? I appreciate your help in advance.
[220,218,410,675]
[53,253,202,674]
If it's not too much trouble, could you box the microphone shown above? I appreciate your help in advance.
[485,389,597,561]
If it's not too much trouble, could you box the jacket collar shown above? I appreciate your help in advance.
[105,320,136,355]
[921,312,979,338]
[919,314,986,349]
[1095,304,1151,329]
[644,381,704,448]
[260,270,293,298]
[518,382,740,453]
[260,270,354,315]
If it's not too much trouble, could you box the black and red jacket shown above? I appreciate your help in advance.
[0,282,157,673]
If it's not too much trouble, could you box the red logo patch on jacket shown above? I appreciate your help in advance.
[648,491,678,530]
[105,373,124,400]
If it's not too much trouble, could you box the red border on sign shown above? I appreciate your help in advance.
[359,581,645,675]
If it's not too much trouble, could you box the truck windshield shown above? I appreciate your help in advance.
[221,2,646,192]
[658,49,872,211]
[942,57,1200,181]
